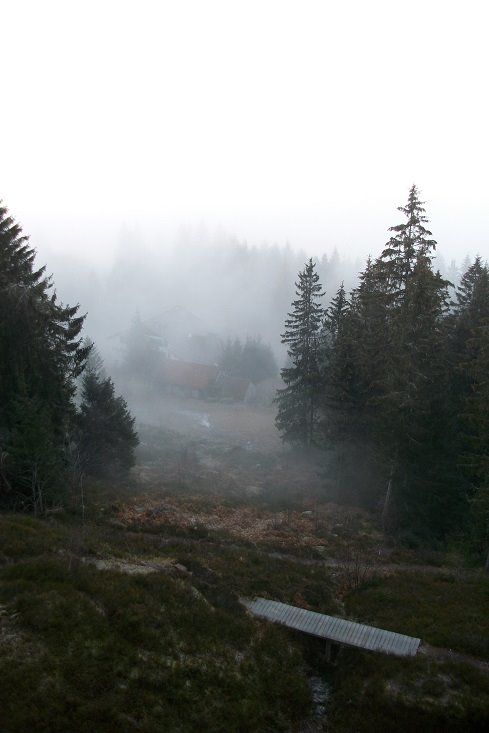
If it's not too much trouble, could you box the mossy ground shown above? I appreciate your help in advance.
[344,571,489,658]
[0,517,311,733]
[328,650,489,733]
[2,421,489,733]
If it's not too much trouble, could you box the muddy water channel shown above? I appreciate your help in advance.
[308,674,331,720]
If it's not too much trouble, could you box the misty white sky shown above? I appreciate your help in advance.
[1,0,488,265]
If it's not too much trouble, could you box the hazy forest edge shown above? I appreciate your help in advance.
[0,201,139,512]
[275,185,489,562]
[1,184,489,562]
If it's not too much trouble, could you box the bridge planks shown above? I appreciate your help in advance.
[242,597,420,657]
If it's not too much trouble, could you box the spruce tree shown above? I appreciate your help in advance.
[78,345,139,477]
[0,202,89,509]
[454,256,489,316]
[450,260,489,558]
[450,256,489,365]
[323,282,349,342]
[461,319,489,564]
[275,259,324,446]
[122,314,161,384]
[372,188,453,531]
[220,336,277,383]
[378,183,437,301]
[320,282,353,432]
[319,283,362,500]
[322,257,390,454]
[7,392,64,513]
[320,189,453,529]
[321,262,390,505]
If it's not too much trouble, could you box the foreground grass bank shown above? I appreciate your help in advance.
[1,492,489,732]
[0,515,310,733]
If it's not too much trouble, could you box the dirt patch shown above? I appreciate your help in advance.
[117,494,380,551]
[418,642,489,674]
[80,555,178,575]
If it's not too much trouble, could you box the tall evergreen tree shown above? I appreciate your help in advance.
[220,336,277,383]
[450,257,489,358]
[449,259,489,557]
[0,202,89,509]
[320,188,453,529]
[122,314,162,383]
[320,282,353,432]
[455,256,489,310]
[346,257,389,430]
[378,183,437,301]
[323,282,349,342]
[460,319,489,564]
[275,259,324,446]
[78,344,139,478]
[320,262,391,505]
[370,188,453,531]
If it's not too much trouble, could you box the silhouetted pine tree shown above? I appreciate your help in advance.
[368,188,453,531]
[451,257,489,353]
[447,259,489,557]
[78,346,139,477]
[0,202,89,509]
[122,313,162,383]
[275,259,324,446]
[320,282,353,433]
[378,183,437,301]
[461,319,489,563]
[220,336,277,383]
[321,261,390,505]
[321,189,453,530]
[7,391,64,513]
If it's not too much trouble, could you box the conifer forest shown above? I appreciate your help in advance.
[276,185,489,558]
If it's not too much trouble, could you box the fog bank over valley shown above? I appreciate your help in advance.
[32,220,468,381]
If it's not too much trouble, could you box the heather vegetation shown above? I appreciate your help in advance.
[1,471,489,732]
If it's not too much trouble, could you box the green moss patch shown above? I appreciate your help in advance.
[329,649,489,733]
[0,515,65,561]
[0,549,311,732]
[345,571,489,658]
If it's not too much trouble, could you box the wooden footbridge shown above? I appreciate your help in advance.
[242,597,420,658]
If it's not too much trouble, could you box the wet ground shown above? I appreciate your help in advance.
[130,392,283,452]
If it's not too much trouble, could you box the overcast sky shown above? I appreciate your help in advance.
[1,0,488,265]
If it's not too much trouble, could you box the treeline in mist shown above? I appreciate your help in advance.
[1,187,483,528]
[38,217,465,382]
[41,226,364,371]
[0,204,138,512]
[276,185,489,558]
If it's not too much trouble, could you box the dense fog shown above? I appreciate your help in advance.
[32,224,467,380]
